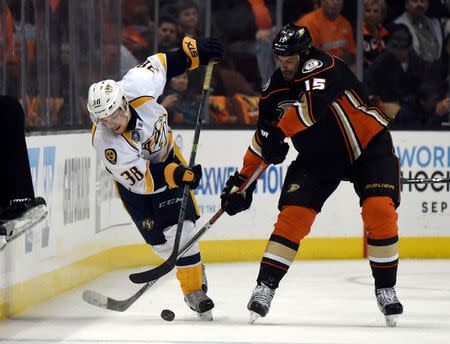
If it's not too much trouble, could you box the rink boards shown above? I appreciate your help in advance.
[1,130,449,318]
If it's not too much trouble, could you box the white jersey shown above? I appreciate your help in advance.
[92,53,178,195]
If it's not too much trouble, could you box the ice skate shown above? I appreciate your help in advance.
[184,289,214,321]
[376,287,403,327]
[247,282,275,324]
[0,197,47,246]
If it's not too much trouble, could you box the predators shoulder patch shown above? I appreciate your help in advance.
[105,148,117,165]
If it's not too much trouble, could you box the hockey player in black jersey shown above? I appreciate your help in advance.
[220,23,403,326]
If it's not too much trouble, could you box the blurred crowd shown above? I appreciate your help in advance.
[1,0,449,130]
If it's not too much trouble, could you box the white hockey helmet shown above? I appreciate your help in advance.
[87,79,127,123]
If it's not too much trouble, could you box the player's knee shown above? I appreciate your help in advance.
[151,240,172,259]
[273,206,316,243]
[153,221,200,259]
[362,196,398,239]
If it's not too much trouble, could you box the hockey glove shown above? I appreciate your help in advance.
[220,171,257,216]
[182,36,224,70]
[259,122,289,165]
[164,163,202,189]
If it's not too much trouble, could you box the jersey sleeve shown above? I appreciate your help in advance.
[277,92,317,137]
[119,53,168,101]
[239,131,268,178]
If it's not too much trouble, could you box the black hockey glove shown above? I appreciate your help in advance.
[220,171,257,216]
[259,122,289,165]
[182,36,224,70]
[164,163,202,190]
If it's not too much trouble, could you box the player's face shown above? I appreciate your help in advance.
[276,55,300,81]
[100,107,129,134]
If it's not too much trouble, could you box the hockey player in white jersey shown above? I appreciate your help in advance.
[87,36,223,320]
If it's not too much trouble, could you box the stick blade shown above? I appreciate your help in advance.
[82,290,108,309]
[129,257,175,284]
[82,289,130,312]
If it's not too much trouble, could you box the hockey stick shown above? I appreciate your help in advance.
[175,164,266,259]
[129,61,216,284]
[401,177,450,184]
[82,164,266,311]
[82,279,156,312]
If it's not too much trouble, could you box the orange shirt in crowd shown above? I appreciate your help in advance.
[247,0,273,29]
[0,5,14,64]
[296,8,356,58]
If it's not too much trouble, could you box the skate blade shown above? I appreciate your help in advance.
[5,205,48,241]
[249,311,260,324]
[385,315,398,327]
[197,310,213,321]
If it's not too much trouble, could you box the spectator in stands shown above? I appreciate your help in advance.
[175,0,201,38]
[212,1,276,89]
[33,0,69,126]
[440,23,450,85]
[363,0,390,69]
[366,24,427,118]
[173,1,204,96]
[213,57,259,97]
[158,16,179,52]
[122,0,151,28]
[159,72,200,126]
[283,0,319,25]
[122,0,152,62]
[0,3,18,95]
[296,0,356,66]
[122,26,150,63]
[391,81,450,129]
[120,44,138,77]
[394,0,443,63]
[249,0,277,86]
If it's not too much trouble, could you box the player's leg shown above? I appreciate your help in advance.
[353,130,403,326]
[160,220,214,318]
[248,161,340,322]
[0,96,47,244]
[116,183,213,318]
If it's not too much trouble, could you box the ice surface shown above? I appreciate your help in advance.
[1,260,449,344]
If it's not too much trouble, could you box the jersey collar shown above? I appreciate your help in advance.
[126,105,143,130]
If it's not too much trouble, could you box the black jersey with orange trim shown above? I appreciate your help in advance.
[241,48,390,179]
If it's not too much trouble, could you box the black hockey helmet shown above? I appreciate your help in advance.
[272,23,313,57]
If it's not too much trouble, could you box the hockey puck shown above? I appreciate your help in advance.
[161,309,175,321]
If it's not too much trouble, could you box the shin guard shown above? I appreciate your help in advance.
[362,197,399,289]
[258,206,316,289]
[176,264,203,295]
